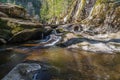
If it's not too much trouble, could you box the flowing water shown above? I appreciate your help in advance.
[0,45,120,80]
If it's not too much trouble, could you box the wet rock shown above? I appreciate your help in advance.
[79,31,120,41]
[68,40,120,53]
[80,42,113,53]
[2,63,57,80]
[61,33,78,44]
[56,24,73,32]
[0,17,42,30]
[0,3,43,44]
[0,38,6,44]
[0,16,43,43]
[57,23,82,33]
[43,34,62,47]
[2,63,41,80]
[0,11,8,17]
[9,29,43,43]
[43,26,53,35]
[0,18,12,40]
[59,38,83,47]
[60,35,120,53]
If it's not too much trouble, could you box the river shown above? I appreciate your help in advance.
[0,45,120,80]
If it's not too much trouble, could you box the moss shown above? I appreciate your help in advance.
[0,19,12,39]
[56,28,65,33]
[7,22,24,34]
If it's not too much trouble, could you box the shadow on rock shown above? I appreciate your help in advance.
[2,62,58,80]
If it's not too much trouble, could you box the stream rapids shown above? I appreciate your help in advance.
[0,30,120,80]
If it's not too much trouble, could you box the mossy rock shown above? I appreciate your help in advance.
[0,3,26,18]
[8,29,43,43]
[0,18,12,40]
[0,17,43,44]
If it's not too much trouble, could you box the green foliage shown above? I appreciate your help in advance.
[0,0,73,23]
[7,22,24,34]
[40,0,73,23]
[40,0,49,23]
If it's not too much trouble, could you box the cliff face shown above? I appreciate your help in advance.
[40,0,94,24]
[0,0,72,23]
[82,0,120,33]
[0,0,119,30]
[44,0,96,24]
[57,0,119,34]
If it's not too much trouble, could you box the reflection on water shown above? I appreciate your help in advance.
[26,47,120,80]
[0,50,27,79]
[0,47,120,80]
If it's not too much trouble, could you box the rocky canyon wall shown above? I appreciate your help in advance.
[0,0,119,30]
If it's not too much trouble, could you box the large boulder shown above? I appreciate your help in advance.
[9,29,44,43]
[59,29,120,53]
[2,63,57,80]
[2,63,41,80]
[0,3,26,18]
[0,2,45,44]
[0,17,44,43]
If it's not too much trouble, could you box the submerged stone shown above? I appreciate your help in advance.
[2,63,41,80]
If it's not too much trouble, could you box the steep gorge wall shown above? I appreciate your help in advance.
[0,0,73,23]
[62,0,96,23]
[0,0,119,29]
[59,0,120,34]
[81,0,120,33]
[40,0,73,24]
